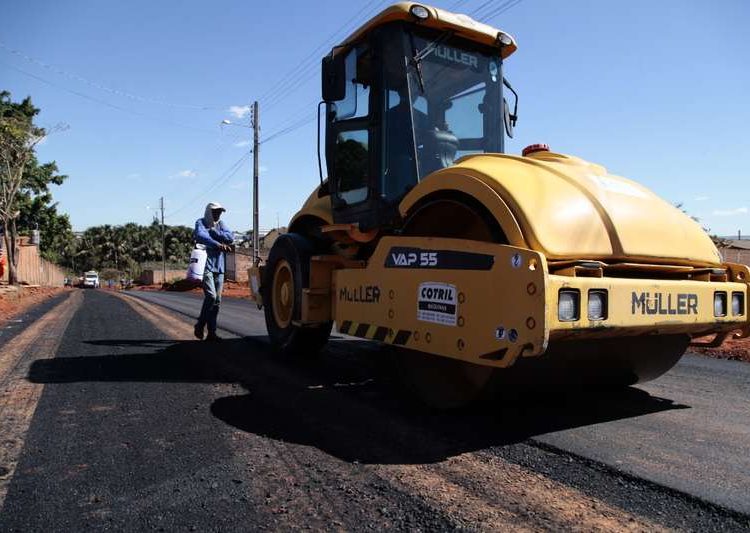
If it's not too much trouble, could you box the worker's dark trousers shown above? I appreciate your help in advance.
[197,271,224,333]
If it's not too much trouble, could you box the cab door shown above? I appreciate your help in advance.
[325,42,381,229]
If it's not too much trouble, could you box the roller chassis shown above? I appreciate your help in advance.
[252,233,749,373]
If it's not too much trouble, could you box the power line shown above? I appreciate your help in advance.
[262,96,318,133]
[479,0,524,21]
[469,0,497,17]
[166,153,249,219]
[262,113,316,145]
[190,128,247,176]
[260,0,390,113]
[448,0,472,11]
[169,108,313,220]
[261,62,323,113]
[166,151,252,220]
[2,61,216,134]
[257,0,385,107]
[0,40,227,111]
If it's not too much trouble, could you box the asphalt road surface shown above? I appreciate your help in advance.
[0,289,748,531]
[129,290,750,515]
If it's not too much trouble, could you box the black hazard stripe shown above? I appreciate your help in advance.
[338,320,412,346]
[373,326,389,342]
[392,329,411,345]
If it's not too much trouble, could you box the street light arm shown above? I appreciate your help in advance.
[220,119,252,128]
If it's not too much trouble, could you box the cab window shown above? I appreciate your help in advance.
[334,130,369,204]
[331,45,371,205]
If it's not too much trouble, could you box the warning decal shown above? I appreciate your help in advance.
[417,282,458,326]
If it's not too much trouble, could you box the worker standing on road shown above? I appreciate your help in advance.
[193,202,234,341]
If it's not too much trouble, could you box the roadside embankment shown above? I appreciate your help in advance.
[132,279,250,299]
[0,285,68,324]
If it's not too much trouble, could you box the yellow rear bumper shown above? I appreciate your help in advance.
[547,274,748,342]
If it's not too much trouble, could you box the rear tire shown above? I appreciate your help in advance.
[262,233,332,356]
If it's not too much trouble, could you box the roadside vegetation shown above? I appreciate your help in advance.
[0,90,70,284]
[71,221,193,276]
[1,90,196,281]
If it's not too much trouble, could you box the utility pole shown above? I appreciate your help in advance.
[252,101,260,265]
[160,196,166,282]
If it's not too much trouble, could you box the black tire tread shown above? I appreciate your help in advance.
[262,233,332,356]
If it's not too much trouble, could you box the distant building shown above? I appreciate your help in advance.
[719,239,750,266]
[261,227,287,251]
[225,247,252,283]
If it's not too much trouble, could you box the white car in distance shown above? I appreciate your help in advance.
[82,271,100,288]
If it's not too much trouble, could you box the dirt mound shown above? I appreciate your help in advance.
[691,332,750,362]
[134,279,250,299]
[162,278,202,292]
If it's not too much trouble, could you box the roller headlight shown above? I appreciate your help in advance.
[732,292,745,316]
[558,290,580,322]
[714,292,727,317]
[588,290,608,321]
[410,5,430,19]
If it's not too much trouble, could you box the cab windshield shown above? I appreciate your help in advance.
[382,29,503,200]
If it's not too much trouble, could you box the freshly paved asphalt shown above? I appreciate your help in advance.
[129,289,750,515]
[1,289,748,530]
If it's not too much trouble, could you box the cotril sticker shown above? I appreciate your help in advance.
[417,282,458,326]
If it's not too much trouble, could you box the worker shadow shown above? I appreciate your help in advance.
[28,339,248,384]
[28,336,690,465]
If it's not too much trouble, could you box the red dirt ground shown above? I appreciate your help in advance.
[132,279,251,299]
[691,331,750,363]
[0,286,68,324]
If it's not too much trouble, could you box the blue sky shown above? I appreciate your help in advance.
[1,0,748,236]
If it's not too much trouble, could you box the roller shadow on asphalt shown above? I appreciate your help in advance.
[27,336,689,465]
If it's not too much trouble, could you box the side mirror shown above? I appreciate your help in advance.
[502,77,518,138]
[322,53,346,102]
[503,97,514,138]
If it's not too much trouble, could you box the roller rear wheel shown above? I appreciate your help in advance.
[497,334,690,386]
[395,350,496,410]
[263,233,332,356]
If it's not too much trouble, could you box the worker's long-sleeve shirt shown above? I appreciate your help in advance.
[194,219,233,274]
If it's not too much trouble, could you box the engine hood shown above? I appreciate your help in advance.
[446,151,721,266]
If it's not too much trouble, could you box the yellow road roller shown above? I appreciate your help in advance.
[250,2,749,406]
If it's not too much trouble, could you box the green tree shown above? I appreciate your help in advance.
[0,91,67,283]
[17,190,74,264]
[70,222,195,275]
